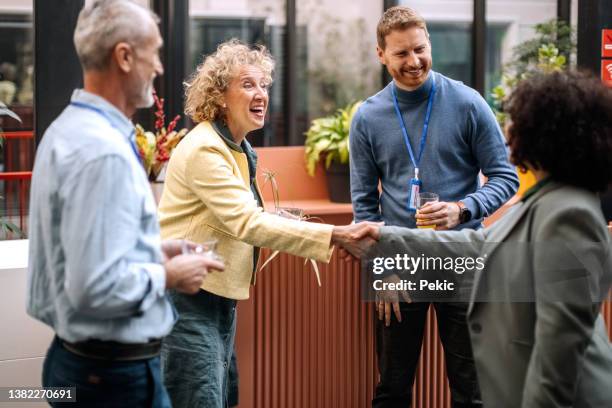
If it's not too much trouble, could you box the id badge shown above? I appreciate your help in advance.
[408,178,421,212]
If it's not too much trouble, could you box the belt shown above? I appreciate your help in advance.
[60,337,162,361]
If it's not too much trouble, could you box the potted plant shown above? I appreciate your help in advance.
[0,101,22,237]
[304,100,361,203]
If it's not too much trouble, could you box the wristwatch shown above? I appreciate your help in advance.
[456,201,472,224]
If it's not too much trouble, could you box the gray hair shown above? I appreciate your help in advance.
[74,0,159,71]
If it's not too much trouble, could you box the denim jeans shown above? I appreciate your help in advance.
[373,302,482,408]
[162,289,237,408]
[228,347,239,407]
[42,336,170,408]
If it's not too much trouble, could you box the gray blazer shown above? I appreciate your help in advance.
[380,181,612,408]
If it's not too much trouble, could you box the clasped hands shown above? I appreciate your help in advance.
[330,221,382,260]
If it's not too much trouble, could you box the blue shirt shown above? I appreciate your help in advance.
[27,89,176,343]
[350,71,519,229]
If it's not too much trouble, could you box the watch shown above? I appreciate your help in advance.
[456,201,472,224]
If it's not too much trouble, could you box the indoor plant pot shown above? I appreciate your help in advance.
[304,101,361,203]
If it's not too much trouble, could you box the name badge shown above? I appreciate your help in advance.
[408,177,421,212]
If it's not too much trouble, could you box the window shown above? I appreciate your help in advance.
[189,1,288,146]
[0,11,33,240]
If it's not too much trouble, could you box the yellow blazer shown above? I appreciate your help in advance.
[158,121,333,300]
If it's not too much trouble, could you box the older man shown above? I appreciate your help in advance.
[27,1,222,407]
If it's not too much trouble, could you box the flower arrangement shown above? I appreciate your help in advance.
[135,90,188,181]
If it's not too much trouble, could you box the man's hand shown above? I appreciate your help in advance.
[164,254,225,294]
[161,239,194,261]
[332,222,381,259]
[415,201,461,230]
[375,274,411,326]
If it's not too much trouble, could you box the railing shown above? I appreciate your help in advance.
[0,171,31,239]
[0,130,34,240]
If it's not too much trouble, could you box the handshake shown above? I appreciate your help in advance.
[159,222,384,296]
[330,221,383,261]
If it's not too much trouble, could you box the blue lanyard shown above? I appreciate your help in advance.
[69,101,143,166]
[390,74,436,178]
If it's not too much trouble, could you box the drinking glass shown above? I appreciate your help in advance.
[416,192,439,229]
[182,239,223,261]
[275,207,304,220]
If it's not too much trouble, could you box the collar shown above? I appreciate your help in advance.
[521,176,553,202]
[392,70,435,104]
[212,119,244,153]
[70,89,135,139]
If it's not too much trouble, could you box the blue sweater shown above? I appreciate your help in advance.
[350,71,519,229]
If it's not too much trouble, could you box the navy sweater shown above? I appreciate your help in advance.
[349,71,519,229]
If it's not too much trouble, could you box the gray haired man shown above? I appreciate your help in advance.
[27,1,223,407]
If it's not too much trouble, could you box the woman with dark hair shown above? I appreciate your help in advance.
[358,70,612,407]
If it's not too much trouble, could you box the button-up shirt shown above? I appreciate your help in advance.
[27,89,176,343]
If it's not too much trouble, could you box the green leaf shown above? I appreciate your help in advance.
[0,219,23,237]
[490,18,575,126]
[303,99,363,176]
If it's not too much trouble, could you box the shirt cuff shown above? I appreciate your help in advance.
[148,263,166,297]
[138,263,166,312]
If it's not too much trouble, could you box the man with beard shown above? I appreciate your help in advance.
[349,6,519,408]
[27,1,223,406]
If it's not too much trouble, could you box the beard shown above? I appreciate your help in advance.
[132,77,155,109]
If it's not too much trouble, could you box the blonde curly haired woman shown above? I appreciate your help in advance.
[158,39,371,407]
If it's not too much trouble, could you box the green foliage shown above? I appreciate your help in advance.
[507,20,574,76]
[304,101,361,177]
[491,19,575,128]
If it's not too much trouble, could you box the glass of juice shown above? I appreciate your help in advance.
[416,192,439,229]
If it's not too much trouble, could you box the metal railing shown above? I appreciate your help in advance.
[1,130,34,240]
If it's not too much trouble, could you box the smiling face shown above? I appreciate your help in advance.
[377,26,432,91]
[223,65,269,142]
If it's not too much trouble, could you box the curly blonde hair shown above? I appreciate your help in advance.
[184,39,275,123]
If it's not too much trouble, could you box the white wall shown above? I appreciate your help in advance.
[0,240,53,408]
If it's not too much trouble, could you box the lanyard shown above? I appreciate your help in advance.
[69,101,143,166]
[391,73,436,179]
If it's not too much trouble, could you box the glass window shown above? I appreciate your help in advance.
[0,5,33,240]
[297,1,382,127]
[486,0,558,102]
[189,1,286,146]
[429,22,473,87]
[0,13,33,130]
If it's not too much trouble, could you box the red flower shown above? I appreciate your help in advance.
[167,115,181,133]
